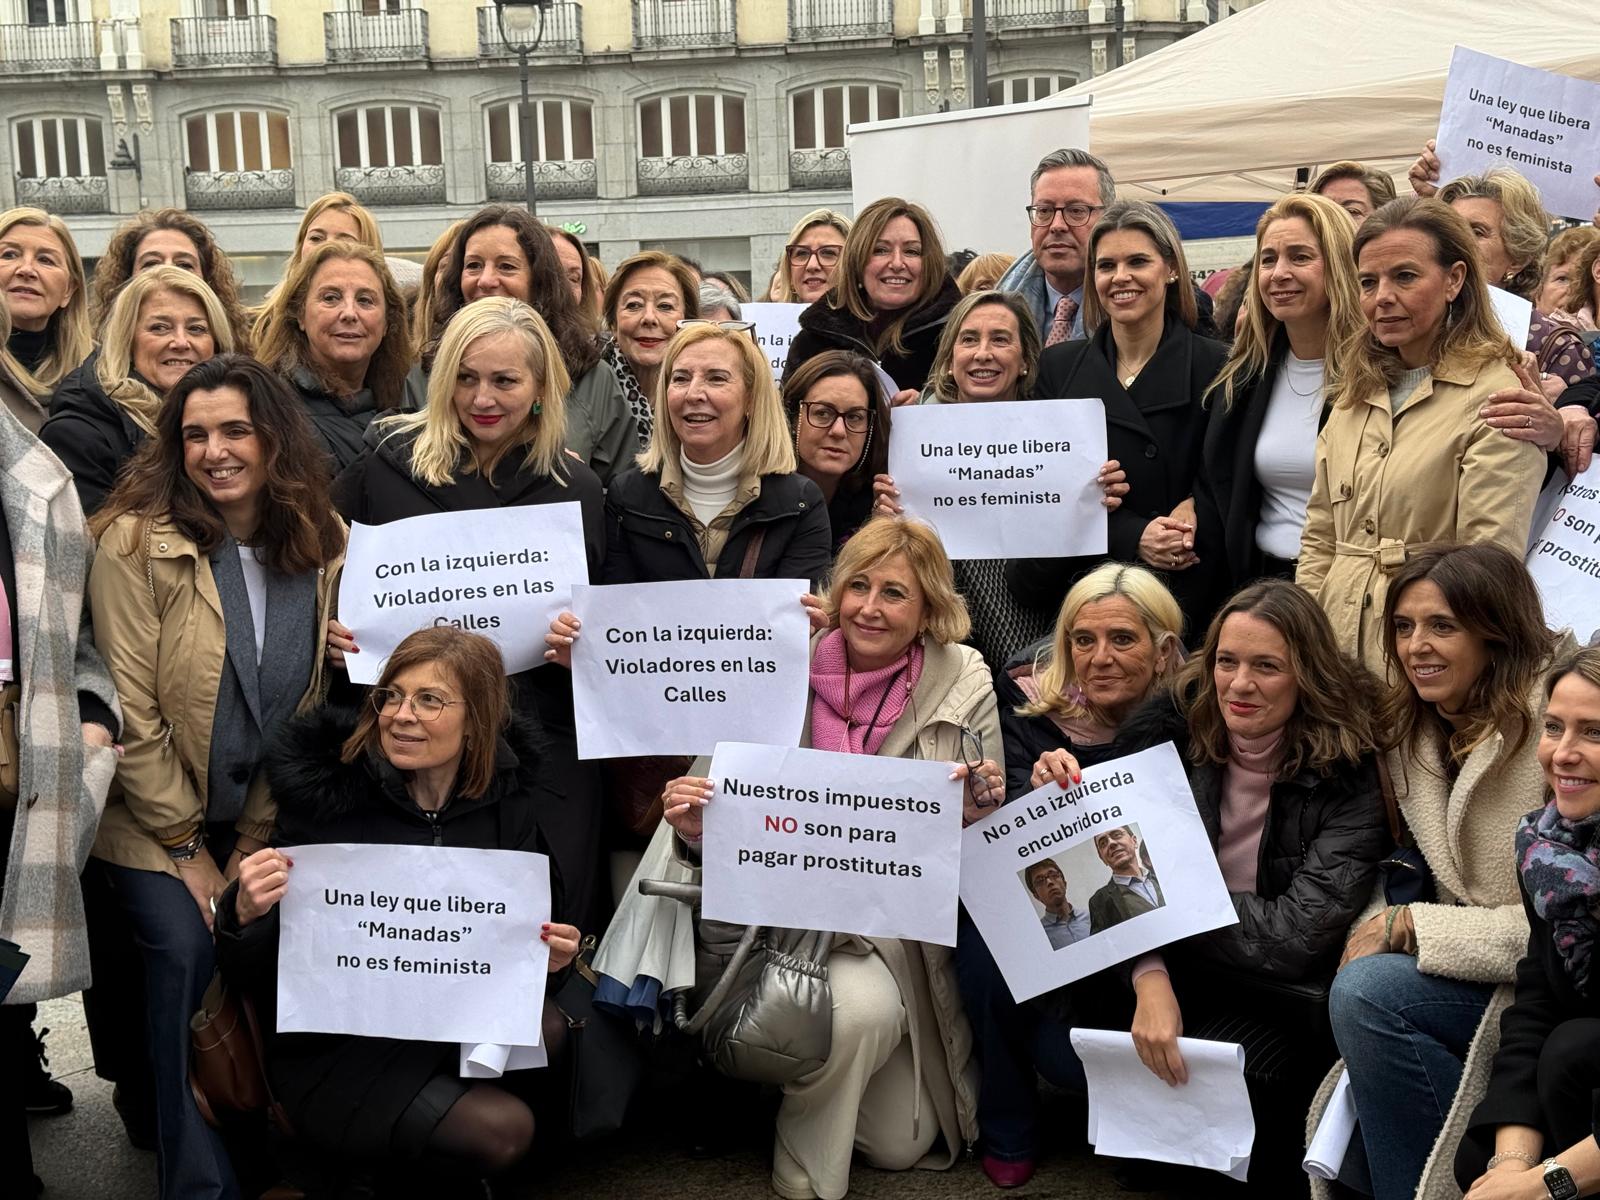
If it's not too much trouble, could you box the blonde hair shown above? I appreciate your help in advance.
[411,219,466,360]
[637,324,795,476]
[1018,563,1183,724]
[775,209,853,303]
[1437,167,1549,299]
[829,198,948,357]
[292,192,384,260]
[378,297,570,487]
[1208,194,1363,412]
[0,207,92,396]
[821,517,970,646]
[926,291,1041,404]
[1080,201,1197,334]
[956,252,1016,294]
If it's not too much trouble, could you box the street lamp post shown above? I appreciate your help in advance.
[494,0,551,216]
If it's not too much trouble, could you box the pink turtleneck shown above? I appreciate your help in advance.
[1217,730,1285,894]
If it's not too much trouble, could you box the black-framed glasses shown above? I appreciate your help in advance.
[371,687,460,722]
[1025,202,1103,229]
[786,243,844,266]
[1031,866,1065,885]
[677,318,756,334]
[801,401,872,434]
[961,725,998,810]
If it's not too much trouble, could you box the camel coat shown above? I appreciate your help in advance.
[1297,352,1541,672]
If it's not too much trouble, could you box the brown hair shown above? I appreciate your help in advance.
[1564,233,1600,317]
[828,197,949,358]
[546,224,601,317]
[1080,201,1198,334]
[956,252,1016,295]
[411,219,466,361]
[782,349,889,496]
[925,290,1042,404]
[339,627,511,800]
[602,250,701,330]
[89,209,251,343]
[1310,161,1398,211]
[821,517,969,646]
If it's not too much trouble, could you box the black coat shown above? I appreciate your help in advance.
[286,367,387,476]
[995,639,1128,801]
[602,466,832,586]
[214,706,565,1154]
[1004,319,1229,639]
[784,276,963,394]
[39,351,150,515]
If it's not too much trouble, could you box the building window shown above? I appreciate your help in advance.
[637,92,745,159]
[12,116,104,178]
[27,0,81,24]
[335,105,442,170]
[790,84,898,151]
[485,99,594,163]
[184,109,292,173]
[988,74,1075,106]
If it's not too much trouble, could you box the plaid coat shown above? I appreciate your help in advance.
[0,402,121,1004]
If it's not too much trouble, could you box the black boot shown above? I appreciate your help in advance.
[22,1027,71,1118]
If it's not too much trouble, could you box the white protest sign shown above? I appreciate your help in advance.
[1434,47,1600,221]
[569,578,811,760]
[277,844,550,1046]
[888,399,1108,560]
[459,1040,546,1079]
[1526,459,1600,643]
[701,741,963,946]
[742,303,806,384]
[1489,285,1534,348]
[959,742,1237,1002]
[338,504,589,685]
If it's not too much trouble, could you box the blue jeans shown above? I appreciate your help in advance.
[102,859,240,1200]
[1329,953,1493,1200]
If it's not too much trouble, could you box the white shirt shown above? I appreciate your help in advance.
[238,544,268,665]
[1253,353,1325,561]
[679,442,744,527]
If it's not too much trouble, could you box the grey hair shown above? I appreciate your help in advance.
[1029,148,1116,206]
[697,280,743,320]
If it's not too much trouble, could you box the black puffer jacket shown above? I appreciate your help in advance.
[1112,692,1387,981]
[783,275,963,394]
[40,350,152,515]
[995,638,1130,801]
[285,366,387,475]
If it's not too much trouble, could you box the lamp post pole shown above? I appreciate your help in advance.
[518,47,537,215]
[495,1,549,216]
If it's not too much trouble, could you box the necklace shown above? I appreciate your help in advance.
[1284,362,1323,398]
[1120,358,1150,389]
[840,658,911,751]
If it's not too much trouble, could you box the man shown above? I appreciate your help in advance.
[1087,826,1165,933]
[1024,859,1090,950]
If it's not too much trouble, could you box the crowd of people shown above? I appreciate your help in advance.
[1,134,1599,1200]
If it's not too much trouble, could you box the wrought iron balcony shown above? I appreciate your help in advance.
[171,15,277,68]
[637,154,747,197]
[789,0,892,41]
[632,0,735,50]
[325,8,428,64]
[477,3,582,57]
[334,164,446,207]
[486,160,598,202]
[15,175,108,216]
[0,22,97,72]
[789,148,850,190]
[988,0,1090,30]
[184,168,296,211]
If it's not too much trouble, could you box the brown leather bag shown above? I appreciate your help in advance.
[188,971,293,1134]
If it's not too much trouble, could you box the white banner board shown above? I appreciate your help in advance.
[1489,285,1534,348]
[277,843,550,1046]
[959,743,1237,1002]
[1434,47,1600,221]
[570,578,812,759]
[743,303,807,384]
[337,505,589,685]
[887,399,1108,560]
[1527,459,1600,643]
[701,742,963,946]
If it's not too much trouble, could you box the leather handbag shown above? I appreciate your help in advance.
[552,938,645,1140]
[1375,758,1436,906]
[188,970,292,1134]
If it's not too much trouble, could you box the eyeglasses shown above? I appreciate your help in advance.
[961,725,998,811]
[1031,867,1065,885]
[1025,203,1104,229]
[676,318,756,334]
[786,244,844,266]
[371,687,460,722]
[801,401,872,434]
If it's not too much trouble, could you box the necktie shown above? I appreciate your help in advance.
[1046,294,1078,347]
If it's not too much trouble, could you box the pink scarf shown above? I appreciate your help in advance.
[809,629,924,756]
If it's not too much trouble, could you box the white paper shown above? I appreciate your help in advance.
[459,1039,547,1079]
[337,505,590,685]
[1073,1028,1254,1181]
[1434,46,1600,221]
[742,302,807,384]
[960,742,1239,1001]
[1527,459,1600,643]
[1303,1068,1357,1181]
[700,742,964,946]
[872,362,903,402]
[570,578,811,760]
[887,399,1108,560]
[1489,285,1534,348]
[276,844,550,1046]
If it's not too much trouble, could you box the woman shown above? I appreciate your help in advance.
[956,253,1016,296]
[253,241,409,474]
[548,224,600,317]
[698,280,743,324]
[1540,226,1600,324]
[784,197,961,401]
[1297,198,1547,672]
[773,208,853,305]
[1309,161,1398,223]
[86,209,251,344]
[1004,200,1229,635]
[255,193,383,317]
[42,267,233,514]
[87,354,345,1200]
[1321,542,1557,1200]
[213,627,580,1190]
[1564,232,1600,332]
[1453,645,1600,1199]
[0,207,93,403]
[659,518,1000,1200]
[408,219,466,368]
[784,349,889,552]
[601,250,700,449]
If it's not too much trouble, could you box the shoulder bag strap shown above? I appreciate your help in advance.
[738,526,768,579]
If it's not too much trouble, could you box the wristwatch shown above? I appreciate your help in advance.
[1543,1159,1579,1200]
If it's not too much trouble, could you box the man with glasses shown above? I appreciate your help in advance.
[1024,858,1090,950]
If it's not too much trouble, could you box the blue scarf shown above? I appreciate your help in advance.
[1515,800,1600,998]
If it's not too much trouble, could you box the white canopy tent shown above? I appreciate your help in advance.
[1039,0,1600,202]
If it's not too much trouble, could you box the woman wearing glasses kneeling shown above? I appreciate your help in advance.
[214,627,581,1193]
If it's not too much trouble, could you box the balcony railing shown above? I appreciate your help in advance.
[335,164,446,207]
[988,0,1090,29]
[789,0,892,40]
[0,22,97,72]
[325,8,428,64]
[171,15,277,68]
[184,168,296,211]
[632,0,735,50]
[637,153,748,196]
[789,148,850,190]
[486,160,598,202]
[15,175,108,216]
[477,3,582,57]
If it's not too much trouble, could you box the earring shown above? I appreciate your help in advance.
[1168,275,1178,283]
[530,403,542,415]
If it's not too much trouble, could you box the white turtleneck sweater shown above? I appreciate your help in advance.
[680,441,745,527]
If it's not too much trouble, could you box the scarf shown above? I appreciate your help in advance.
[1515,800,1600,998]
[809,628,923,757]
